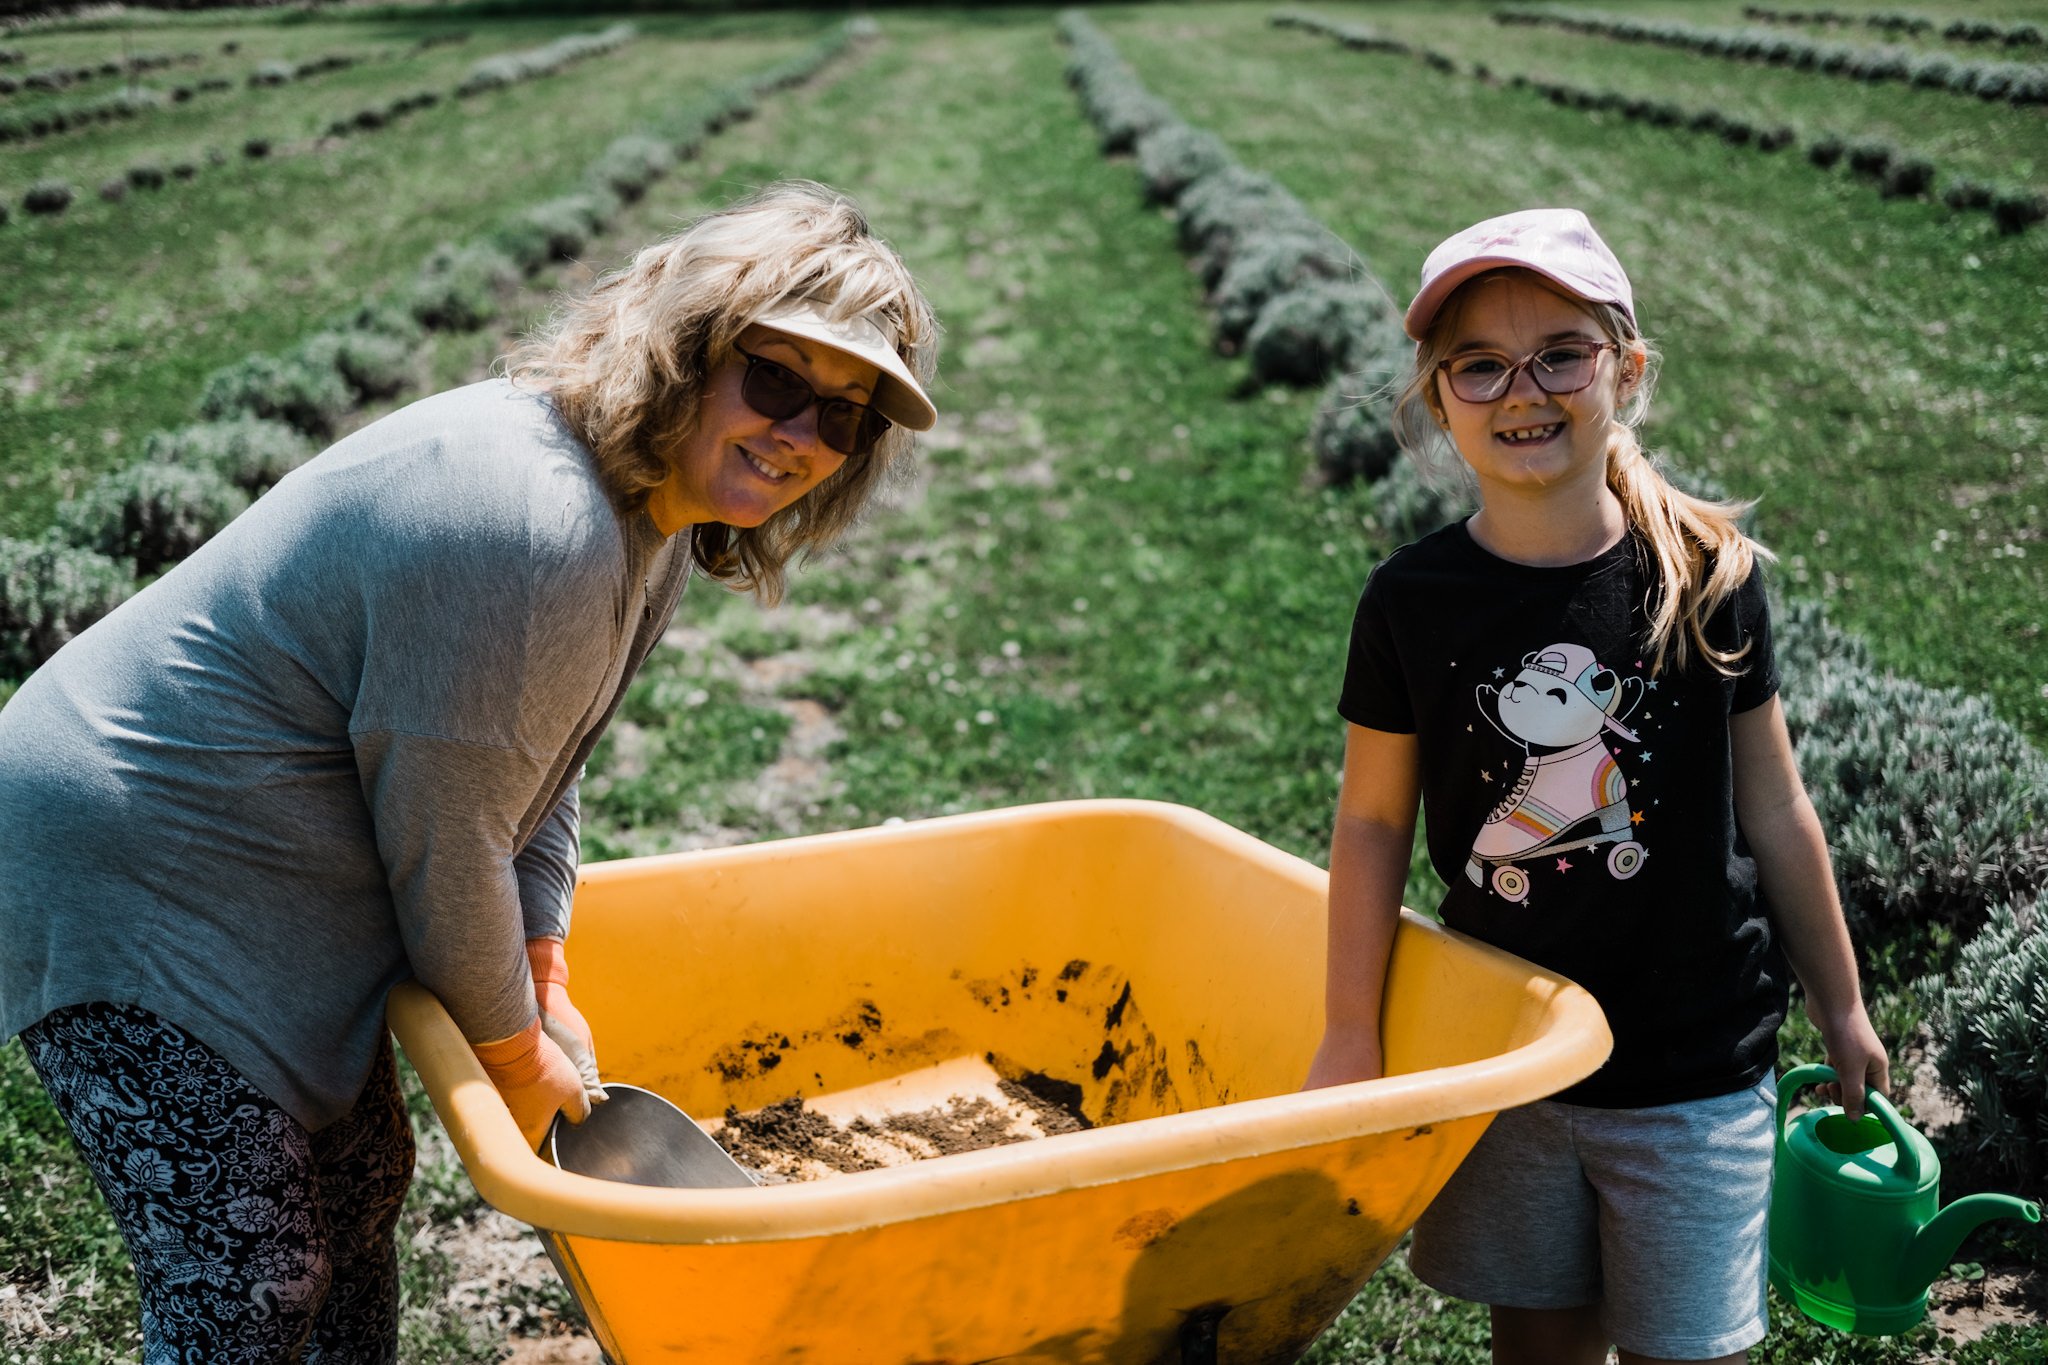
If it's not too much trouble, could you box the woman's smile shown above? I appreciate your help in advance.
[737,444,796,483]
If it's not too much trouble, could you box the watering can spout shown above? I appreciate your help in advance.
[1899,1194,2042,1295]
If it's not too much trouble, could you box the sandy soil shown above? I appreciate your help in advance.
[710,1071,1087,1184]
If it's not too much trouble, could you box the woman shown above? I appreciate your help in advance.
[0,180,938,1362]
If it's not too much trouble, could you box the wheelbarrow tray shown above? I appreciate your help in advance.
[389,799,1610,1363]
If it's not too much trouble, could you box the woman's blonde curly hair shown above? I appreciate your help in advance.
[507,180,939,604]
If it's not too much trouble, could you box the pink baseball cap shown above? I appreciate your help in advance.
[1403,208,1635,341]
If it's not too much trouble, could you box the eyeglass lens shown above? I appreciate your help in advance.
[1444,346,1606,403]
[739,352,887,458]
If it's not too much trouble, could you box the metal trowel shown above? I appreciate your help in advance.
[540,1086,756,1364]
[545,1082,758,1190]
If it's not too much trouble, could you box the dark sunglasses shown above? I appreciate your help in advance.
[735,349,891,458]
[1438,341,1618,404]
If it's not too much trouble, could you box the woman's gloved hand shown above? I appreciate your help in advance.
[527,937,607,1105]
[472,1015,591,1150]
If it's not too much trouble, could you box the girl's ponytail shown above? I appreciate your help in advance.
[1607,433,1768,678]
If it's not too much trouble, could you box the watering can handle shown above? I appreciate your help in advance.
[1777,1063,1920,1184]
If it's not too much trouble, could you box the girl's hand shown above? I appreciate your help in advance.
[1309,725,1418,1095]
[1302,1029,1385,1090]
[1813,1004,1891,1121]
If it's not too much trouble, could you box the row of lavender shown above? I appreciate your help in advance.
[0,28,465,96]
[1275,11,2046,235]
[1742,6,2045,47]
[1059,10,2048,1187]
[0,44,197,96]
[1,25,629,225]
[1,51,365,144]
[1497,6,2048,107]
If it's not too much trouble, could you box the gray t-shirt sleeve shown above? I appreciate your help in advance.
[344,467,622,1045]
[515,779,580,943]
[352,730,550,1043]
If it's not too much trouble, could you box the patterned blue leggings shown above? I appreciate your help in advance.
[21,1002,415,1365]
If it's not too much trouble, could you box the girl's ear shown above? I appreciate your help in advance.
[1617,342,1648,393]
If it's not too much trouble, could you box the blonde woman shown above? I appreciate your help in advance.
[0,180,937,1362]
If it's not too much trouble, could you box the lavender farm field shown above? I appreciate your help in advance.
[3,4,2044,1362]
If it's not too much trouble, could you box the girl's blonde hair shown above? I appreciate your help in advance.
[1391,268,1769,677]
[507,180,939,604]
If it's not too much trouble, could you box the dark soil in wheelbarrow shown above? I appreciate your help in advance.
[711,1077,1089,1183]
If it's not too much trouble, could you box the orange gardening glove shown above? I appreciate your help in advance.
[471,1015,590,1150]
[527,937,607,1105]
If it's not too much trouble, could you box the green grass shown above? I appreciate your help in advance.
[0,1038,139,1361]
[584,660,796,859]
[620,10,1389,866]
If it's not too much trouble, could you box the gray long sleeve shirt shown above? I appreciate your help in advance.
[0,379,690,1128]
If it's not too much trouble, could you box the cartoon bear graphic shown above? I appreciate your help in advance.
[1467,642,1648,903]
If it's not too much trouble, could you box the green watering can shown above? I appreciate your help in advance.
[1769,1063,2041,1335]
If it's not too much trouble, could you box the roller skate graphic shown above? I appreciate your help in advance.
[1466,642,1647,904]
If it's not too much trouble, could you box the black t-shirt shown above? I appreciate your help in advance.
[1340,521,1788,1107]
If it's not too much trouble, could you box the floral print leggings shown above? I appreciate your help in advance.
[21,1002,415,1365]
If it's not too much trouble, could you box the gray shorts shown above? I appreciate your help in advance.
[1409,1076,1777,1361]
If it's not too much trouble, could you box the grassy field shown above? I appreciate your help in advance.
[2,2,2044,1361]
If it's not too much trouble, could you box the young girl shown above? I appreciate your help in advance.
[1304,208,1889,1365]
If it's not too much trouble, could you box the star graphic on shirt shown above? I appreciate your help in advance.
[1555,856,1572,873]
[1480,770,1493,783]
[1492,667,1505,679]
[1640,751,1654,762]
[1466,724,1474,733]
[1647,679,1659,690]
[1630,810,1645,825]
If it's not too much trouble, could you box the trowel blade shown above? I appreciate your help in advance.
[547,1083,758,1190]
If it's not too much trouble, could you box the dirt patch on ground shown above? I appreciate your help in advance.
[711,1081,1089,1183]
[500,1335,603,1365]
[1930,1263,2048,1345]
[1894,1020,1968,1137]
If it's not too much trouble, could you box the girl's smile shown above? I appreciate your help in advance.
[1496,420,1564,447]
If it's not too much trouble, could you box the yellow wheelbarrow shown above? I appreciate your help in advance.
[388,799,1610,1363]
